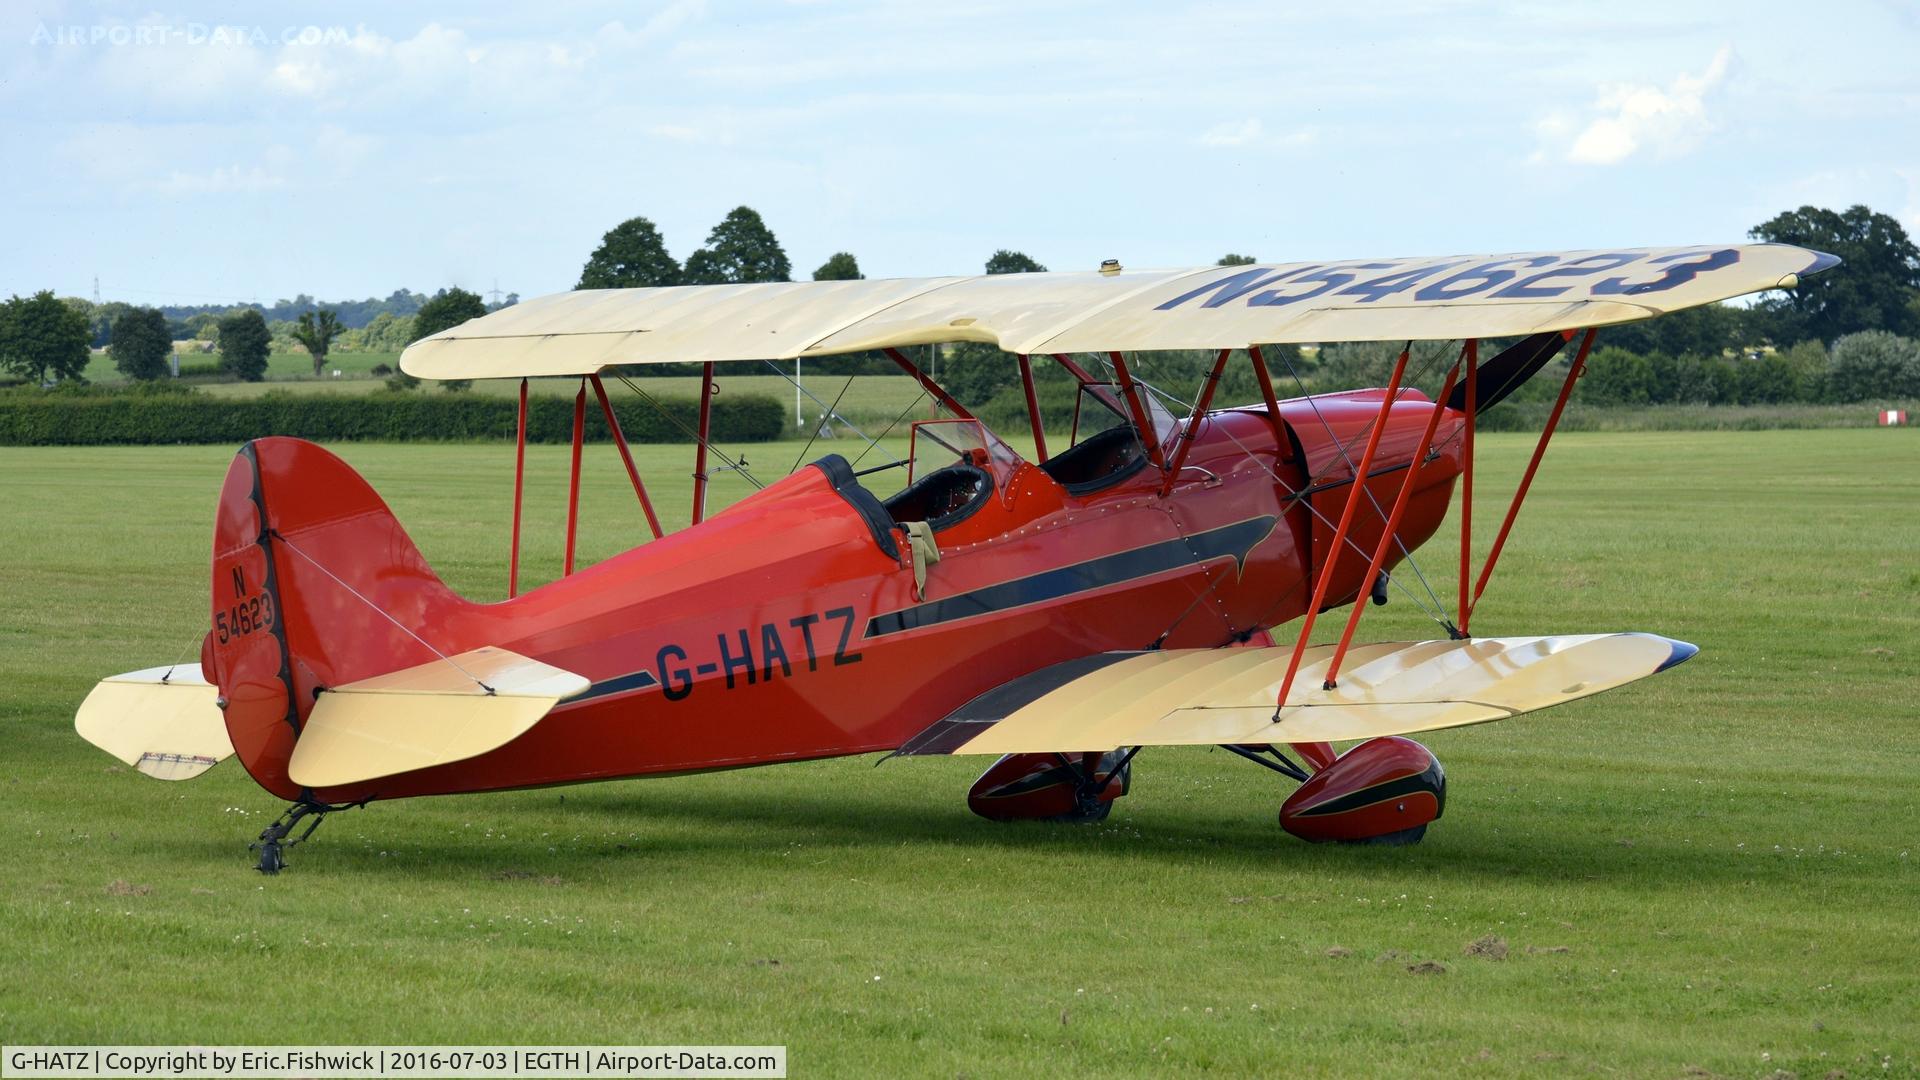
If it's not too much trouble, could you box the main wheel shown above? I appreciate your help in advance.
[1337,823,1427,846]
[968,752,1130,822]
[1051,760,1129,823]
[1278,737,1445,844]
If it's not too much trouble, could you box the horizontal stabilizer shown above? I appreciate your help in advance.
[287,647,589,789]
[75,664,233,780]
[897,633,1696,756]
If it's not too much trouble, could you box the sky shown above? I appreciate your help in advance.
[2,0,1917,308]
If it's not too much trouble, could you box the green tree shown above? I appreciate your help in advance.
[578,216,682,289]
[83,301,129,347]
[1750,204,1920,342]
[1579,346,1656,406]
[347,311,416,352]
[1601,303,1755,358]
[409,288,487,391]
[684,206,792,285]
[1778,339,1830,401]
[1827,330,1920,401]
[1734,352,1801,404]
[216,309,272,382]
[1217,253,1256,266]
[1315,341,1409,390]
[983,249,1046,276]
[0,290,92,385]
[292,309,343,378]
[110,307,173,380]
[411,288,488,342]
[813,252,863,281]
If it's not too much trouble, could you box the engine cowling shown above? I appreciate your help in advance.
[968,751,1129,822]
[1278,736,1444,844]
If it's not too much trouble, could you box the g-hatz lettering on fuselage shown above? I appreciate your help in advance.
[646,607,864,702]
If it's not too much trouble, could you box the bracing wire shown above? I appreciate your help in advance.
[762,360,905,472]
[849,387,932,471]
[270,530,496,693]
[790,373,859,474]
[1121,360,1453,630]
[613,374,764,490]
[1263,342,1455,619]
[1118,353,1455,633]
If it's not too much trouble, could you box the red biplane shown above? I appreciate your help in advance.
[74,243,1837,870]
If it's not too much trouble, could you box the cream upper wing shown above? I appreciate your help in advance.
[401,245,1838,380]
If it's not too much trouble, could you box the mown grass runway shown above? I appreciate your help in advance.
[0,431,1915,1077]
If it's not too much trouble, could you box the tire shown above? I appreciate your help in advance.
[1048,760,1128,823]
[1337,823,1427,846]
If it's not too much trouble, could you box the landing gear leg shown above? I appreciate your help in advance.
[1055,749,1136,823]
[250,796,364,874]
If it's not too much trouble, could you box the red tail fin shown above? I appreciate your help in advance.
[209,437,475,799]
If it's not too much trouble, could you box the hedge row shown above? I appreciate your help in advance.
[0,389,786,446]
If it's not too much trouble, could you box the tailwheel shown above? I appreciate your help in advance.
[968,749,1134,823]
[248,795,365,873]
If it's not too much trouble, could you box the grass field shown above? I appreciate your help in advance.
[1,431,1916,1077]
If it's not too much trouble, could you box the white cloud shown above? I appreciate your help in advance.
[596,0,709,51]
[1197,118,1316,150]
[1549,45,1733,166]
[1199,118,1261,147]
[156,162,287,195]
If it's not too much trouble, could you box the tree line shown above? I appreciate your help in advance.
[0,286,497,386]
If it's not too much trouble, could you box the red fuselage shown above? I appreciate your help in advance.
[212,392,1464,804]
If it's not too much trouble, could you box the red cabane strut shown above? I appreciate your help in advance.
[589,374,665,544]
[508,378,528,598]
[883,347,974,420]
[692,362,715,525]
[1159,349,1232,495]
[507,373,670,592]
[1015,354,1048,462]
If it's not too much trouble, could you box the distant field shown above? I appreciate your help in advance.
[0,430,1915,1075]
[191,371,937,429]
[83,348,405,384]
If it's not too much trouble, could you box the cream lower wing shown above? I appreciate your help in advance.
[75,663,233,780]
[899,633,1696,756]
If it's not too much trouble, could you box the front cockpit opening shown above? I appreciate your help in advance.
[1037,426,1145,493]
[883,463,992,530]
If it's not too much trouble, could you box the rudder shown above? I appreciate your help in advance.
[209,437,476,800]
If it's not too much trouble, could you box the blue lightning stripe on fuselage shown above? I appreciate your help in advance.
[865,516,1276,639]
